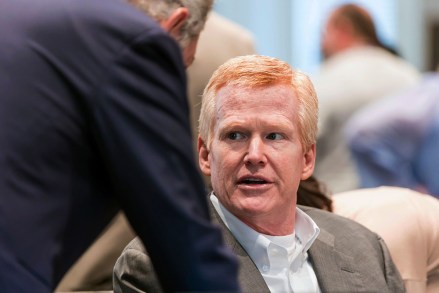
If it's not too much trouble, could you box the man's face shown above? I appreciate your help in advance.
[199,83,315,226]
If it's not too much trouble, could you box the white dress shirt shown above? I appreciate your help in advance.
[210,194,321,293]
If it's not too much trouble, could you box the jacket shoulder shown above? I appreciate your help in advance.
[299,205,376,236]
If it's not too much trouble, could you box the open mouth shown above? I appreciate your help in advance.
[238,178,268,185]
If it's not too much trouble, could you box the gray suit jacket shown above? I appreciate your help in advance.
[113,205,405,293]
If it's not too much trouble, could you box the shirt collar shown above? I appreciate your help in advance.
[210,193,270,269]
[210,193,320,270]
[295,207,320,253]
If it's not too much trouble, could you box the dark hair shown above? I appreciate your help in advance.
[297,176,333,212]
[335,4,402,57]
[334,4,380,47]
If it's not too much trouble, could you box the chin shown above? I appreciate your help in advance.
[235,198,272,215]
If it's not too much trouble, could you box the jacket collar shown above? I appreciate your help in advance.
[306,214,365,291]
[209,202,363,292]
[209,203,271,292]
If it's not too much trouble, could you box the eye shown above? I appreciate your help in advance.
[266,133,283,140]
[227,132,244,140]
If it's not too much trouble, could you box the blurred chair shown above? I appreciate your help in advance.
[56,213,134,290]
[332,187,439,293]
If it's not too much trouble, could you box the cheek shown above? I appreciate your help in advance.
[278,150,306,177]
[183,40,198,66]
[322,37,331,53]
[208,151,225,185]
[210,151,239,188]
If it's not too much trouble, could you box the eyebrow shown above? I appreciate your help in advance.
[217,119,295,135]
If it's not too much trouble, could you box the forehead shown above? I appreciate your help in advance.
[214,83,298,124]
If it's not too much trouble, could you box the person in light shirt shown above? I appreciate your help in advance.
[113,55,404,292]
[313,3,420,193]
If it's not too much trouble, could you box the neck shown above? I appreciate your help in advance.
[237,207,296,236]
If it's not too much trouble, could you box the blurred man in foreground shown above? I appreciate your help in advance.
[0,0,240,291]
[58,9,255,292]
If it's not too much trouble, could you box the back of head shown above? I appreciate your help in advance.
[322,3,381,58]
[126,0,213,47]
[333,4,380,46]
[199,54,318,152]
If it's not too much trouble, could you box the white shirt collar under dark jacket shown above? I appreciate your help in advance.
[210,192,321,293]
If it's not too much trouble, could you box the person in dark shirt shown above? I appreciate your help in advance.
[0,0,240,291]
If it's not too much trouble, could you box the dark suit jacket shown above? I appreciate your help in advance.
[114,204,405,293]
[0,0,238,291]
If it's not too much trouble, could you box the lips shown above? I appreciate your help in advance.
[237,175,271,185]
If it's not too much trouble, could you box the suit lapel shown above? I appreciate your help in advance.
[209,203,270,293]
[308,228,364,292]
[208,203,366,292]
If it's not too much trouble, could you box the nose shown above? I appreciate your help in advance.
[244,136,266,166]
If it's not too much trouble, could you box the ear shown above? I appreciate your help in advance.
[198,136,211,176]
[160,7,189,40]
[301,144,316,180]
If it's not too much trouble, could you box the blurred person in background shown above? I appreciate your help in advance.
[345,70,439,198]
[313,3,420,193]
[298,176,439,293]
[57,10,256,291]
[0,0,241,291]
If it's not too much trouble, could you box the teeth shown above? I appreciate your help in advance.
[243,178,265,184]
